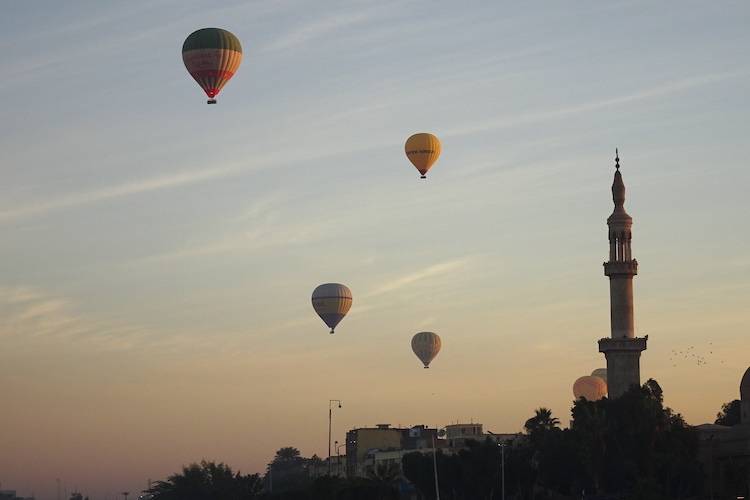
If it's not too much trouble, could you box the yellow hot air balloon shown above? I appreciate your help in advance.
[411,331,441,368]
[573,375,608,401]
[311,283,352,334]
[405,133,441,179]
[591,368,608,385]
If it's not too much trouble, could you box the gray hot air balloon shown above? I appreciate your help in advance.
[311,283,352,334]
[591,368,608,384]
[411,331,441,368]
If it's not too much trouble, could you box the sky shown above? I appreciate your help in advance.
[1,0,749,498]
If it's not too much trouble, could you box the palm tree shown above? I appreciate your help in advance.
[524,407,560,435]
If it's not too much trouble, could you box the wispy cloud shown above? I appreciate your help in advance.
[0,286,149,351]
[261,11,373,52]
[136,192,327,263]
[2,71,741,225]
[366,258,472,297]
[444,71,747,138]
[0,161,248,222]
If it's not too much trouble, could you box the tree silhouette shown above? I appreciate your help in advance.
[273,447,302,462]
[147,460,263,500]
[401,380,703,499]
[523,407,560,436]
[715,399,742,426]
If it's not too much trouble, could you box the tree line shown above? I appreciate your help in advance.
[143,379,742,499]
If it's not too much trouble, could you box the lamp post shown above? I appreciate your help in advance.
[432,432,441,500]
[498,442,506,500]
[328,399,342,475]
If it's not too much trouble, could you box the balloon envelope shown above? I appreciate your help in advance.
[573,375,608,401]
[405,133,441,178]
[311,283,352,333]
[182,28,242,102]
[411,331,441,368]
[591,368,608,384]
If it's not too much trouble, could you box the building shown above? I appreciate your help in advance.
[445,423,483,449]
[444,423,517,450]
[696,367,750,498]
[0,491,34,500]
[598,151,648,398]
[308,455,347,479]
[345,424,440,478]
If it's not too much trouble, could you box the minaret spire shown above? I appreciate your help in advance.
[598,149,647,398]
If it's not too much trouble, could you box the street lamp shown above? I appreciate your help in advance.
[431,429,444,500]
[328,399,342,475]
[498,442,507,500]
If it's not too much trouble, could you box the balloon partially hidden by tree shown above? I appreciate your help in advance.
[573,375,608,401]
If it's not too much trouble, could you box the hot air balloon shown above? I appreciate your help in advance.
[405,133,441,179]
[182,28,242,104]
[591,368,608,384]
[311,283,352,334]
[411,331,441,368]
[573,376,608,401]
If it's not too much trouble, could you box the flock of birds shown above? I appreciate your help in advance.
[669,342,723,368]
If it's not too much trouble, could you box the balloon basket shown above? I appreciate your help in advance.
[420,175,426,179]
[207,99,217,104]
[424,366,429,369]
[330,329,335,334]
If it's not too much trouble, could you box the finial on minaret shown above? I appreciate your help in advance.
[612,149,626,209]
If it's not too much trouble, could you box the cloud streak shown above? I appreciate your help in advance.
[261,11,373,52]
[444,71,747,138]
[0,161,249,222]
[0,286,149,351]
[366,258,471,297]
[1,71,742,225]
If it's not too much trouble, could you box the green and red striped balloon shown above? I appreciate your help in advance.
[182,28,242,104]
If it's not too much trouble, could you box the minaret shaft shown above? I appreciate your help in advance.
[598,151,647,398]
[609,277,634,338]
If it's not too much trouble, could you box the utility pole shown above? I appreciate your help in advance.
[431,433,440,500]
[328,399,342,475]
[500,442,506,500]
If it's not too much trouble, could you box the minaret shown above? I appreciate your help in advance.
[598,150,647,398]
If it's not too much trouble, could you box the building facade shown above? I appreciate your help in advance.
[345,424,440,478]
[697,367,750,498]
[598,151,648,398]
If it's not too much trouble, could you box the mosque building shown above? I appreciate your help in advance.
[696,367,750,497]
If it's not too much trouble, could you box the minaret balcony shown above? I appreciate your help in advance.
[603,260,638,276]
[598,336,647,353]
